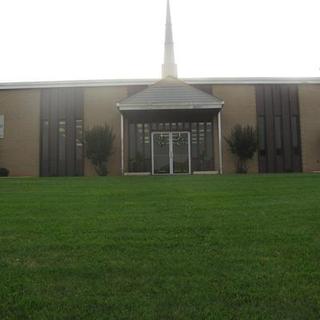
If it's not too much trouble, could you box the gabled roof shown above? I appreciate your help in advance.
[117,76,224,111]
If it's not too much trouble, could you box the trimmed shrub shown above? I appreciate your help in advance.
[84,124,115,176]
[225,124,258,173]
[0,168,9,177]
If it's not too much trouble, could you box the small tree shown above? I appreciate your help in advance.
[85,124,115,176]
[225,124,258,173]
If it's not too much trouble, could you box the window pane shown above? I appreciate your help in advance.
[198,122,205,152]
[205,122,213,162]
[144,124,150,160]
[191,122,198,163]
[137,123,143,153]
[258,116,265,151]
[75,120,83,161]
[58,120,66,161]
[144,124,150,145]
[42,120,49,162]
[129,123,136,160]
[135,124,144,171]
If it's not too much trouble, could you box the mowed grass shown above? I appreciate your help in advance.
[0,175,320,320]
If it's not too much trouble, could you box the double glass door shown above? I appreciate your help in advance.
[151,132,191,175]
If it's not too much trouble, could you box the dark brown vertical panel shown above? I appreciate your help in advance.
[272,85,284,172]
[75,88,84,176]
[41,89,50,120]
[255,85,267,173]
[280,85,293,172]
[289,85,299,115]
[40,87,84,177]
[272,85,282,116]
[256,86,267,172]
[49,88,59,176]
[264,85,275,172]
[289,85,302,172]
[256,84,302,174]
[257,115,267,171]
[66,88,76,176]
[255,85,264,115]
[74,88,83,119]
[40,89,50,176]
[58,89,67,176]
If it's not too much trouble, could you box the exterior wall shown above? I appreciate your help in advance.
[298,85,320,172]
[212,85,258,174]
[0,89,41,176]
[83,86,127,176]
[0,83,319,176]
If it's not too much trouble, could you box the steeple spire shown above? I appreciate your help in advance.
[162,0,178,78]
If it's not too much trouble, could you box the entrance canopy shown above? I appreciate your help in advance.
[117,76,224,111]
[117,77,224,176]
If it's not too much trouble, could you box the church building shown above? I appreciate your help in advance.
[0,1,320,176]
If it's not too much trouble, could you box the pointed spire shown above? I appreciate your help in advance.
[162,0,178,78]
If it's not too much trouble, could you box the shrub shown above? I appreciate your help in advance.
[84,124,115,176]
[0,168,9,177]
[225,124,258,173]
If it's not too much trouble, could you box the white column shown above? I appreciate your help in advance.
[218,110,223,174]
[120,113,124,176]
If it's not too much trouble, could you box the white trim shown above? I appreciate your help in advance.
[188,132,192,175]
[218,111,223,175]
[1,77,320,90]
[118,103,223,111]
[184,77,320,85]
[124,172,151,176]
[169,134,173,175]
[193,171,219,175]
[120,114,124,176]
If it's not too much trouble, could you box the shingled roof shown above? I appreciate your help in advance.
[117,77,224,110]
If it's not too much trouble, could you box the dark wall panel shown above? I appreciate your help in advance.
[255,84,302,173]
[40,88,84,177]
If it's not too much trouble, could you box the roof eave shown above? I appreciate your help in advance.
[2,77,320,90]
[117,103,224,111]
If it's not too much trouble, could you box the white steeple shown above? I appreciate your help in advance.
[162,0,178,78]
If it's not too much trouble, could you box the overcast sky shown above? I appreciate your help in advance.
[1,0,319,82]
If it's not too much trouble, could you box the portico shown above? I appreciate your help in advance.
[118,77,224,175]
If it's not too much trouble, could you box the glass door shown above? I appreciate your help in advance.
[152,132,170,174]
[152,132,191,175]
[172,132,190,174]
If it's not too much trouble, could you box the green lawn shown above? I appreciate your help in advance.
[0,175,320,320]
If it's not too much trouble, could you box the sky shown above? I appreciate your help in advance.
[1,0,320,82]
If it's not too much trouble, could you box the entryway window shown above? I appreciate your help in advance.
[152,132,191,175]
[128,121,214,174]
